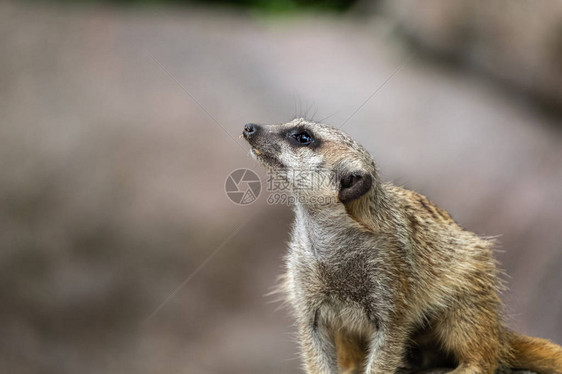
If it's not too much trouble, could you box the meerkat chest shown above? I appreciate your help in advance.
[287,232,376,334]
[288,218,376,309]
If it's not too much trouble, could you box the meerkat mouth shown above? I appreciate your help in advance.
[251,148,284,169]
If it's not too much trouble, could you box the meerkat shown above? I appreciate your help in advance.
[241,118,562,374]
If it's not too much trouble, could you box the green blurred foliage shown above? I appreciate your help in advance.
[197,0,358,13]
[39,0,359,13]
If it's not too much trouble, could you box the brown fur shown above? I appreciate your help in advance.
[507,331,562,374]
[336,329,368,374]
[243,119,562,374]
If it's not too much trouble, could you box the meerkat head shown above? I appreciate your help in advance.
[242,118,379,215]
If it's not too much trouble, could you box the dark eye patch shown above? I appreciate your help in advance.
[293,131,312,145]
[287,127,319,148]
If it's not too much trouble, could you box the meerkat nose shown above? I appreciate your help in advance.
[243,123,258,139]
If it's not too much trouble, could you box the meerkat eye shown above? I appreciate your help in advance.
[291,131,313,145]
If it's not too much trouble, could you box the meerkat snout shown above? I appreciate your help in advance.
[242,123,258,139]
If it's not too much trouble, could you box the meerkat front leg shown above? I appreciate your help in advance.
[365,319,410,374]
[297,309,338,374]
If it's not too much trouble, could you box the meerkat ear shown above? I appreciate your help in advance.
[338,172,372,203]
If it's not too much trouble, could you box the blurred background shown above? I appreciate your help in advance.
[1,0,561,373]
